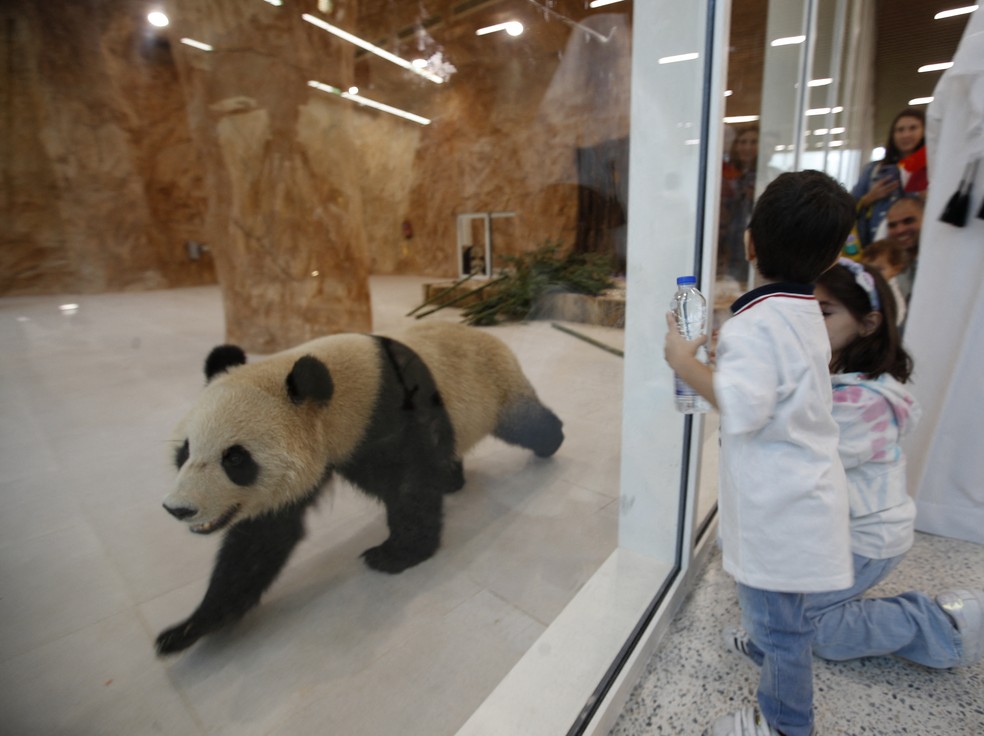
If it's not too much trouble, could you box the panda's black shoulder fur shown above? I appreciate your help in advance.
[337,336,459,500]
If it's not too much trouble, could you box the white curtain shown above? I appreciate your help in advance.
[904,11,984,545]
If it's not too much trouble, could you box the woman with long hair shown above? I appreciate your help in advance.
[851,108,928,247]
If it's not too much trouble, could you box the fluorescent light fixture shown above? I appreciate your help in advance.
[724,89,733,96]
[828,140,844,147]
[589,0,624,7]
[814,128,829,135]
[264,0,283,5]
[934,5,978,19]
[806,106,843,116]
[476,21,524,37]
[909,96,934,105]
[308,80,431,125]
[180,38,213,51]
[830,127,845,134]
[658,52,699,64]
[775,145,787,151]
[808,78,833,87]
[302,14,444,84]
[348,86,359,94]
[723,115,760,123]
[148,11,169,27]
[59,303,80,313]
[412,58,428,68]
[770,35,805,46]
[918,62,954,72]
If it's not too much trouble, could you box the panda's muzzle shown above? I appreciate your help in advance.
[163,502,241,534]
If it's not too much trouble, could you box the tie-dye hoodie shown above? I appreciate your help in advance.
[831,372,923,559]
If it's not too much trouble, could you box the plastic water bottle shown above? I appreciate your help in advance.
[671,276,711,414]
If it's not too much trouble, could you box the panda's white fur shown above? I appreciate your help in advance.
[164,323,542,532]
[155,321,563,656]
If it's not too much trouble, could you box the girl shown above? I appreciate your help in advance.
[805,259,982,668]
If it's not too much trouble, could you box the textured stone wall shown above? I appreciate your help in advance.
[2,0,630,351]
[0,0,214,296]
[167,0,373,352]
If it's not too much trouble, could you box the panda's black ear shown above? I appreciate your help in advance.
[286,355,334,405]
[205,345,247,382]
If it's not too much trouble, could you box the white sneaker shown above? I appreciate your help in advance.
[704,706,781,736]
[937,589,984,666]
[723,626,756,661]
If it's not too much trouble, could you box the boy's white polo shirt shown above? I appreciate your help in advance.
[714,282,853,594]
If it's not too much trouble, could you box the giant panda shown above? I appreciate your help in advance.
[155,321,563,655]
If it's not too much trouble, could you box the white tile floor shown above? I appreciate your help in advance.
[0,277,625,735]
[610,533,984,736]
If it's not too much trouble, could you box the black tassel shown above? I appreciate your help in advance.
[940,159,979,228]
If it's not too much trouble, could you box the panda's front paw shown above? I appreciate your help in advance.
[362,542,431,574]
[155,620,202,656]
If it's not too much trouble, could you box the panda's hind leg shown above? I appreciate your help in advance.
[493,398,564,458]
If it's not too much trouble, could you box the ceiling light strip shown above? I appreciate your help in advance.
[771,35,806,46]
[588,0,625,7]
[302,14,444,84]
[307,81,431,125]
[934,6,978,20]
[909,96,934,105]
[180,38,214,51]
[918,62,954,72]
[658,52,699,64]
[808,78,833,87]
[723,115,760,123]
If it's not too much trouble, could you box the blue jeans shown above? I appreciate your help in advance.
[805,553,962,667]
[737,584,816,736]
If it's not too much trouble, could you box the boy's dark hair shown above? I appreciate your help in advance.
[816,263,913,382]
[748,170,856,283]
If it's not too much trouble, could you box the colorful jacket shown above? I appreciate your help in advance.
[831,372,922,559]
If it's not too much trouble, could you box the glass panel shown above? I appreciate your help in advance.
[5,1,641,732]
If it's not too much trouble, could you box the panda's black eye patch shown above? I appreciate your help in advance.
[222,444,259,487]
[175,439,190,469]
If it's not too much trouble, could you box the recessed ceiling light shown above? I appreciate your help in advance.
[934,5,978,20]
[147,12,169,27]
[724,90,733,97]
[918,62,954,72]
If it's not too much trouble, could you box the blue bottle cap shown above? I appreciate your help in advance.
[676,276,697,286]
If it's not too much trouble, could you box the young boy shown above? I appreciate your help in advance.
[664,170,857,736]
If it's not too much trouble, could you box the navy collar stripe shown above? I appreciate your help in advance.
[731,282,815,315]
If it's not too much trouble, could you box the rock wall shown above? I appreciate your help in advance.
[168,0,373,352]
[2,0,631,350]
[0,0,214,296]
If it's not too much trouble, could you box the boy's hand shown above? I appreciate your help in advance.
[664,312,707,372]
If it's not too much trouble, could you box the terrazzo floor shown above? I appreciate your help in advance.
[609,532,984,736]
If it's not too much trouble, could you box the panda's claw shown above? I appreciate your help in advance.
[155,620,201,656]
[362,542,432,574]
